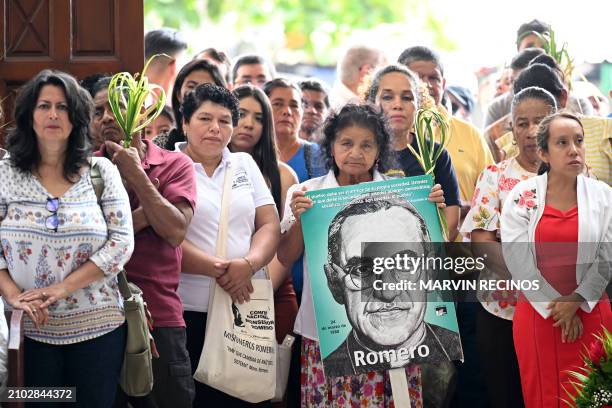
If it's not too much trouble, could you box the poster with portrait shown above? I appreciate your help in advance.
[301,175,463,378]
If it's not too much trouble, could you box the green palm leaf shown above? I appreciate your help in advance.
[407,107,450,240]
[107,54,168,147]
[529,27,575,91]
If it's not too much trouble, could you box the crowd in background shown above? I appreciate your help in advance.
[0,17,610,408]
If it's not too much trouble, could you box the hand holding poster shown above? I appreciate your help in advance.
[301,175,463,379]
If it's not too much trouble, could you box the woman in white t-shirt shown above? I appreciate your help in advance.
[177,84,280,407]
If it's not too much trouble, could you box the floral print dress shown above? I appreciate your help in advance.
[460,157,536,320]
[301,337,423,408]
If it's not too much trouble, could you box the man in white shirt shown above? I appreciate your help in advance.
[331,45,387,110]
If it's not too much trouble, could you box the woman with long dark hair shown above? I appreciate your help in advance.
[230,85,299,377]
[153,59,226,150]
[231,85,288,212]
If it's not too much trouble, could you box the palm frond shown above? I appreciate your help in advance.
[407,107,450,240]
[107,54,168,147]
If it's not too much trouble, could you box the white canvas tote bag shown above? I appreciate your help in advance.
[193,164,277,403]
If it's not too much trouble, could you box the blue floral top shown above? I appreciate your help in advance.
[0,158,134,344]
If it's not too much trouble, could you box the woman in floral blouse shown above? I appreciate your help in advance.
[0,70,133,407]
[460,86,557,408]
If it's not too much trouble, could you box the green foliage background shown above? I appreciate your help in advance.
[144,0,455,65]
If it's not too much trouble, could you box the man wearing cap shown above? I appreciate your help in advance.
[515,19,550,51]
[446,86,475,122]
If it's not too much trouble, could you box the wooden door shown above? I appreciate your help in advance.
[0,0,144,133]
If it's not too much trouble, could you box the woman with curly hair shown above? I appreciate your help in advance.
[278,103,445,407]
[365,64,460,242]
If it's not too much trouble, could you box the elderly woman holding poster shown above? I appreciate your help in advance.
[278,103,446,407]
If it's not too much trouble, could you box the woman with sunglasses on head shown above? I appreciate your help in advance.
[0,70,134,407]
[278,103,445,407]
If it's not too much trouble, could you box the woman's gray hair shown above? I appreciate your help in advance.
[511,86,557,118]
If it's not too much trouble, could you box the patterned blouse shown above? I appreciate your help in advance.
[460,157,536,320]
[0,158,134,344]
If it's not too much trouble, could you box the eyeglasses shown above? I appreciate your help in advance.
[337,250,423,291]
[45,197,59,232]
[340,257,375,291]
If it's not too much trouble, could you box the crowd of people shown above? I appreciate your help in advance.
[0,17,609,408]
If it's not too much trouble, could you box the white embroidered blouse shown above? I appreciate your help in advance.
[0,158,134,344]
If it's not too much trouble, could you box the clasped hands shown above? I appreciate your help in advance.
[7,283,71,328]
[547,293,584,343]
[209,257,255,304]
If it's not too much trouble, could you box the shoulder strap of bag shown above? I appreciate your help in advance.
[207,163,234,314]
[215,164,234,258]
[90,157,133,300]
[116,271,133,300]
[90,157,104,202]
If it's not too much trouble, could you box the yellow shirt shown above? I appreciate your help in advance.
[435,110,495,202]
[434,110,495,244]
[497,115,612,185]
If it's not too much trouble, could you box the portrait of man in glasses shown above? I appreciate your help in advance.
[322,192,462,377]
